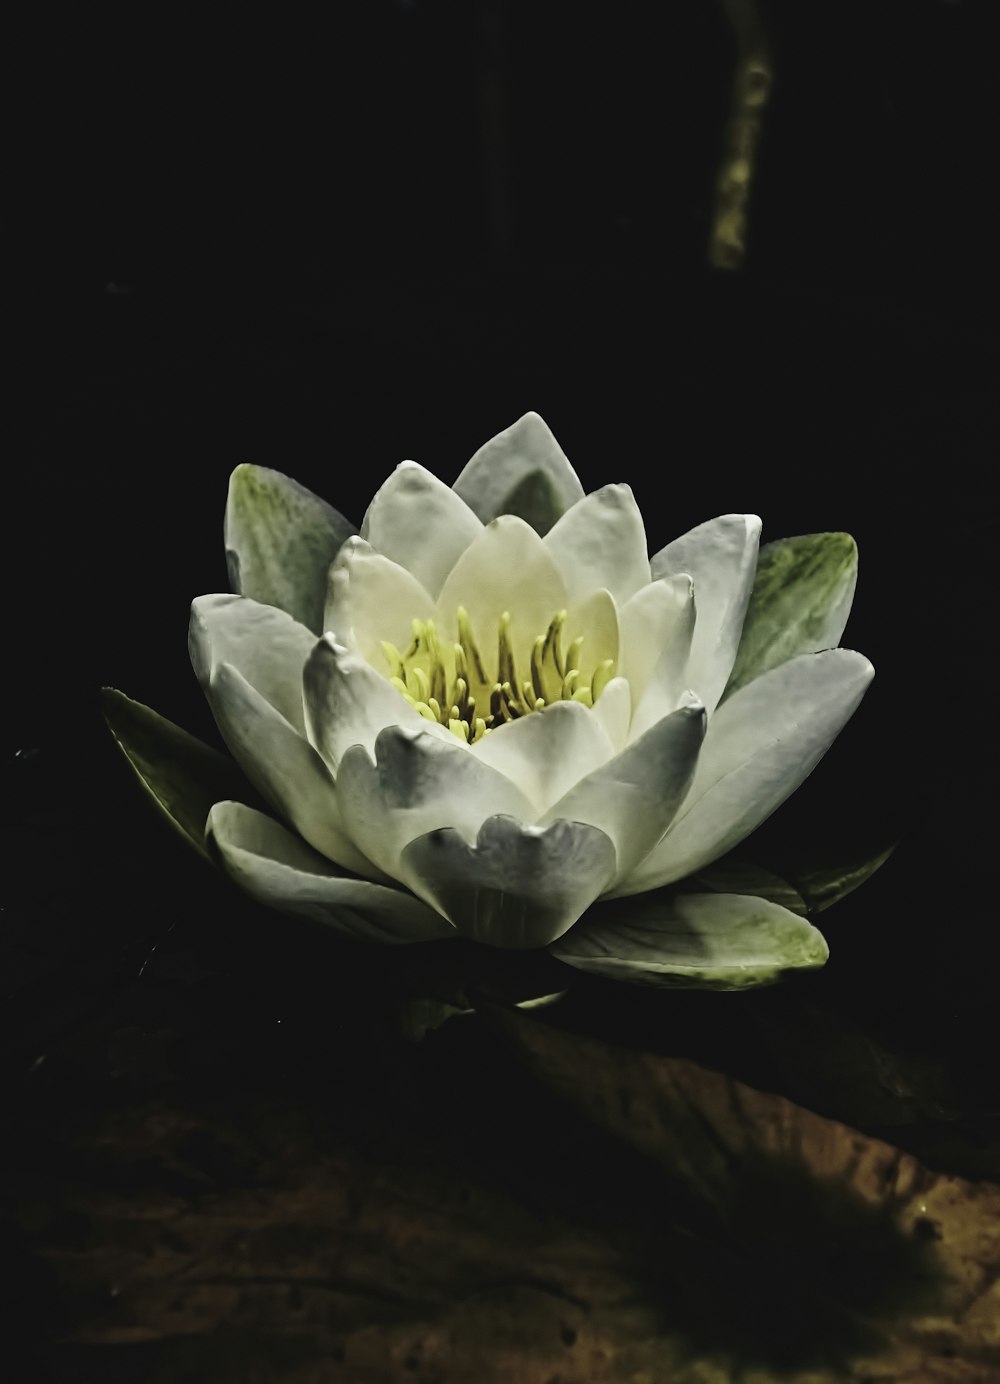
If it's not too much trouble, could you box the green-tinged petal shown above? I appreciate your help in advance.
[402,815,617,949]
[542,702,706,886]
[723,532,859,700]
[190,593,315,734]
[452,411,585,536]
[208,662,384,879]
[324,536,436,669]
[335,725,537,886]
[474,700,614,816]
[615,648,874,896]
[225,464,356,634]
[692,858,808,916]
[783,843,897,913]
[550,891,828,988]
[563,587,620,683]
[101,688,254,861]
[207,801,455,943]
[650,513,761,715]
[360,461,483,598]
[544,484,650,605]
[621,575,696,739]
[434,516,569,682]
[303,634,446,771]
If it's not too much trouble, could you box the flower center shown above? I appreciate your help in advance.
[381,605,615,744]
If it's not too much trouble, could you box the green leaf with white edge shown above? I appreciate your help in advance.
[550,891,828,989]
[102,688,256,860]
[225,464,357,634]
[782,842,897,913]
[723,532,858,700]
[452,411,585,536]
[691,859,808,916]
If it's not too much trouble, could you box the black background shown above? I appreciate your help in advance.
[5,0,998,1233]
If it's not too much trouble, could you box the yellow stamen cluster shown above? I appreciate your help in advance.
[382,605,615,744]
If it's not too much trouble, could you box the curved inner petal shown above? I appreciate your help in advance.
[360,461,483,597]
[544,483,650,605]
[325,536,436,669]
[334,723,537,884]
[473,700,614,816]
[434,516,570,684]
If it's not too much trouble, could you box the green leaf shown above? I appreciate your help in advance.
[225,464,356,634]
[692,858,808,915]
[724,531,858,699]
[551,890,828,988]
[783,843,897,913]
[101,688,256,860]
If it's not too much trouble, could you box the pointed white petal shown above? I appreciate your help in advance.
[551,891,828,987]
[402,815,617,948]
[207,801,454,943]
[542,702,707,885]
[452,411,585,535]
[591,676,632,753]
[303,634,438,771]
[335,725,536,885]
[208,661,384,879]
[324,535,436,669]
[616,649,874,895]
[360,461,483,597]
[474,701,614,816]
[190,594,314,733]
[225,464,356,634]
[621,575,696,739]
[651,514,761,714]
[435,516,569,682]
[544,484,650,605]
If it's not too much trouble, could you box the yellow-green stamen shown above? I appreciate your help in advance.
[383,607,616,743]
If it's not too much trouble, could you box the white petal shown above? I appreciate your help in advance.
[650,514,761,715]
[303,634,439,771]
[616,649,874,895]
[207,801,454,943]
[624,576,697,740]
[474,701,614,816]
[402,815,617,948]
[590,676,632,753]
[208,661,384,879]
[435,516,569,681]
[324,535,436,669]
[564,588,620,683]
[190,594,315,734]
[544,484,650,605]
[452,411,585,535]
[335,724,536,886]
[360,461,483,597]
[542,702,707,885]
[551,891,828,988]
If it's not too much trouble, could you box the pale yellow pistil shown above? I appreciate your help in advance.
[382,605,615,744]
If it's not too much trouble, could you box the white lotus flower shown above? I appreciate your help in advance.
[117,412,875,988]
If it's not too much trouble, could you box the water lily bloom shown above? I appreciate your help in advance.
[112,412,875,988]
